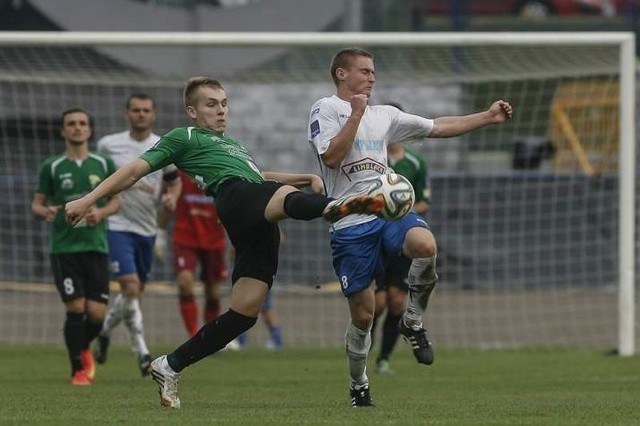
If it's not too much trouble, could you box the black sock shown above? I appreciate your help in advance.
[167,309,257,372]
[64,312,86,374]
[370,311,382,352]
[379,312,402,361]
[84,319,103,350]
[283,192,331,220]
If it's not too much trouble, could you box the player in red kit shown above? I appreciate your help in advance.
[159,171,228,336]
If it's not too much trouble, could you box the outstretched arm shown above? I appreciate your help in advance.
[429,100,513,138]
[66,158,151,226]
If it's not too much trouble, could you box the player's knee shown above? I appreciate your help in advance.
[404,228,437,258]
[120,276,142,297]
[352,312,374,331]
[412,239,437,258]
[86,305,106,323]
[178,279,195,295]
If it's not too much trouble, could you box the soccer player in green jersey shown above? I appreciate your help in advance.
[65,77,385,408]
[32,108,120,385]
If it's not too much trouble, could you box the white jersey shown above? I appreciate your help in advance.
[308,95,434,230]
[98,130,177,236]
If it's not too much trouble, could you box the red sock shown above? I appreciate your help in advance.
[204,298,220,323]
[179,294,198,337]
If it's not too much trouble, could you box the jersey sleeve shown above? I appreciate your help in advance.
[386,107,434,145]
[105,155,117,177]
[36,159,53,195]
[140,128,189,172]
[308,98,341,156]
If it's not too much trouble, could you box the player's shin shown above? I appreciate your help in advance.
[283,191,329,220]
[345,323,371,386]
[122,297,149,356]
[84,319,103,347]
[404,256,438,328]
[101,293,124,336]
[64,312,86,374]
[167,309,257,372]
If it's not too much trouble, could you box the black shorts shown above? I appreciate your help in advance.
[375,256,411,293]
[49,252,110,303]
[215,178,283,288]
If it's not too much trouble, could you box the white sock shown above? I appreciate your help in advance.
[123,298,149,356]
[404,256,438,329]
[101,293,124,337]
[345,323,371,386]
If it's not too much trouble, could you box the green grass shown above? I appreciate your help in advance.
[1,345,638,425]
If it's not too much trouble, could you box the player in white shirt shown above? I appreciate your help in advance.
[96,94,182,376]
[308,48,513,407]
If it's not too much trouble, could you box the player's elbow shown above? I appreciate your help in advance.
[428,124,450,138]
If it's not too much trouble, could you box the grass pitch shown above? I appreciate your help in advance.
[1,344,638,425]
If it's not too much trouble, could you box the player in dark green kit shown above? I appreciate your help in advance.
[32,108,120,385]
[65,77,386,408]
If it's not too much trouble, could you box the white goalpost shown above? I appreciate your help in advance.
[0,32,635,355]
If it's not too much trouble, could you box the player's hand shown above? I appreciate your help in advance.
[309,175,325,195]
[154,229,167,260]
[65,198,91,227]
[161,192,178,212]
[44,206,61,222]
[350,94,369,118]
[489,100,513,123]
[84,207,104,227]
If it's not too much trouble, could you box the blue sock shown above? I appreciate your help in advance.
[237,332,248,347]
[270,326,283,348]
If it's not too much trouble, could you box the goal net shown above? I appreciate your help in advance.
[0,32,635,354]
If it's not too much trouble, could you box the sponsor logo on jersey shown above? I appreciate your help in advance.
[311,107,320,116]
[310,120,320,138]
[89,174,102,188]
[184,194,213,204]
[338,114,350,119]
[341,157,386,180]
[354,139,384,150]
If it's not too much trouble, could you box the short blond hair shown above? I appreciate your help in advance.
[330,48,374,87]
[183,77,224,108]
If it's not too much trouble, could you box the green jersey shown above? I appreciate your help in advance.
[390,147,431,205]
[37,152,117,254]
[141,127,264,197]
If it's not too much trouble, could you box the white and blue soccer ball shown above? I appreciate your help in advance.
[368,173,415,221]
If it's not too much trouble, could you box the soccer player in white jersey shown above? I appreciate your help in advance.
[308,48,513,407]
[96,94,182,376]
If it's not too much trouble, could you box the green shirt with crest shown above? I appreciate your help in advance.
[37,152,117,254]
[141,127,264,197]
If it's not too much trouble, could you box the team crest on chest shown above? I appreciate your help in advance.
[61,178,74,190]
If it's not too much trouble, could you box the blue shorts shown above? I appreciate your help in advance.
[107,230,156,283]
[330,211,428,297]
